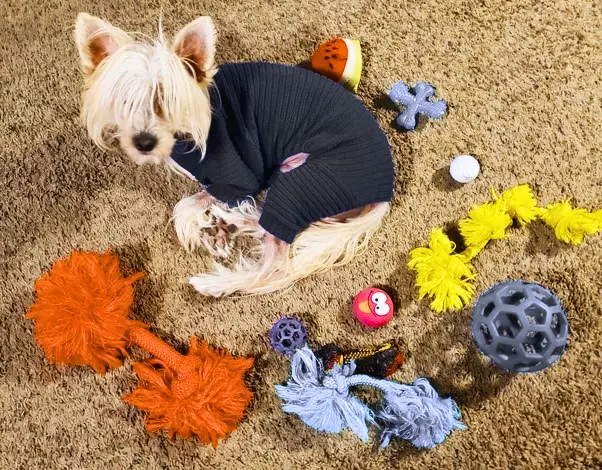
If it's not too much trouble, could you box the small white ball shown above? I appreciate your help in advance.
[450,154,480,183]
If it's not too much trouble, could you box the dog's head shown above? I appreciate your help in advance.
[74,13,216,165]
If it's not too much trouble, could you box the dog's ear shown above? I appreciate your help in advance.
[74,13,132,76]
[173,17,217,83]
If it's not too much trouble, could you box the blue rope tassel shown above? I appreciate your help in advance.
[377,378,466,448]
[275,346,375,441]
[275,347,466,448]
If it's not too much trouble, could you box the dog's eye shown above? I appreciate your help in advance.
[153,95,163,118]
[152,85,165,118]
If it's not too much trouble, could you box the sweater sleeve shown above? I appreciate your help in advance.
[258,157,357,243]
[199,105,264,205]
[170,136,262,206]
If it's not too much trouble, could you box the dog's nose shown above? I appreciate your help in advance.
[133,133,158,153]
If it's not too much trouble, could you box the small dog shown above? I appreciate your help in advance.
[74,13,394,297]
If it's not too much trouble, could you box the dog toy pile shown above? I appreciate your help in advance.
[26,251,254,447]
[276,347,465,448]
[268,316,406,377]
[471,280,569,373]
[408,184,602,313]
[388,80,447,131]
[311,37,363,92]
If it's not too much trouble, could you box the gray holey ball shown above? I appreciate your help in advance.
[471,280,569,373]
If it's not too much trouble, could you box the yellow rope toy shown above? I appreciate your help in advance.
[408,184,602,313]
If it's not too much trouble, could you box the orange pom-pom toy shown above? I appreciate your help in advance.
[26,251,146,373]
[26,251,254,447]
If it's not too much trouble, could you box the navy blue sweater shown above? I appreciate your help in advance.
[171,62,394,243]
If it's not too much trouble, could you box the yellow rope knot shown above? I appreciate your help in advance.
[408,229,475,314]
[539,200,600,245]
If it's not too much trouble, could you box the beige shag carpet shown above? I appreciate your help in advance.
[1,0,601,468]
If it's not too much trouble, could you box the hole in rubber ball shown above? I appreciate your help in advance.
[501,290,527,306]
[525,303,547,325]
[292,332,299,341]
[282,339,291,348]
[496,343,517,361]
[483,302,495,317]
[480,323,493,345]
[541,295,558,307]
[532,286,558,307]
[514,361,540,373]
[550,312,568,338]
[522,332,549,354]
[494,312,522,338]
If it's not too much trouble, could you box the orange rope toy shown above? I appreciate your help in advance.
[26,250,254,447]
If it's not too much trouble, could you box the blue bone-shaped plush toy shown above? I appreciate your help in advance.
[389,81,447,131]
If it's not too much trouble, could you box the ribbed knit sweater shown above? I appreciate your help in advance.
[171,62,394,243]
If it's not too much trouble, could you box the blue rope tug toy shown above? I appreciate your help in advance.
[276,347,466,448]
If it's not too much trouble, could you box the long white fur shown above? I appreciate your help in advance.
[173,192,219,252]
[189,202,390,297]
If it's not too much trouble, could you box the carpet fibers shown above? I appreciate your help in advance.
[1,1,601,468]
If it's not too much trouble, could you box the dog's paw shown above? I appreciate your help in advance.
[173,192,236,257]
[173,192,216,252]
[200,218,235,258]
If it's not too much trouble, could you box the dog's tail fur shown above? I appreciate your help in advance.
[189,202,389,297]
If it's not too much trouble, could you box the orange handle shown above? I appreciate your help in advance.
[130,327,187,372]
